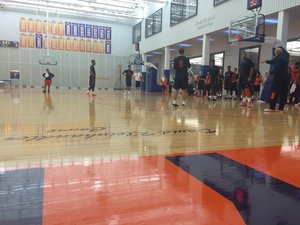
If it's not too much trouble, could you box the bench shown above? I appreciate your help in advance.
[0,80,12,88]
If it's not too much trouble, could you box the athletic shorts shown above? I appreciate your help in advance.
[44,80,52,85]
[89,75,95,86]
[173,76,188,90]
[231,82,237,91]
[126,78,132,87]
[238,76,251,90]
[253,85,261,92]
[135,81,141,87]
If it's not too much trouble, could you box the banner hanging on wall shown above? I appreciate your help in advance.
[19,17,112,54]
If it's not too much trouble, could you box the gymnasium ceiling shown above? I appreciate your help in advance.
[0,0,168,24]
[0,0,299,57]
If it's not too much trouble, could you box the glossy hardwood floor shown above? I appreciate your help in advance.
[1,87,300,225]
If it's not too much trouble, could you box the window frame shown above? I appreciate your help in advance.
[170,0,198,27]
[145,8,162,38]
[132,22,141,44]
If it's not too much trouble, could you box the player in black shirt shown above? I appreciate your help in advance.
[239,52,254,107]
[122,65,134,96]
[86,60,96,97]
[207,59,220,101]
[224,66,234,99]
[173,48,191,108]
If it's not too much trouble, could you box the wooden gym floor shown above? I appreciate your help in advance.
[1,88,300,225]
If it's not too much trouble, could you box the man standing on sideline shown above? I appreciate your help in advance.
[207,59,220,101]
[122,65,134,96]
[132,68,143,93]
[261,47,289,112]
[42,68,55,93]
[239,52,254,107]
[86,60,96,97]
[224,66,234,99]
[172,48,191,108]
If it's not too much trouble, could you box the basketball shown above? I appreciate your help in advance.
[237,35,243,41]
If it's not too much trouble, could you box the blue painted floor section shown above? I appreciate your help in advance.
[166,153,300,225]
[0,168,44,225]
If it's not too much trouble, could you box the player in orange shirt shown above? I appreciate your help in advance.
[160,74,168,94]
[288,62,300,104]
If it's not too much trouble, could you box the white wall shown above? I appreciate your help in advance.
[139,0,300,53]
[0,11,134,89]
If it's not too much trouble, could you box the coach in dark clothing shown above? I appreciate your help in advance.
[262,47,289,112]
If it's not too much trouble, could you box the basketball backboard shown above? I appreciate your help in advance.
[39,55,57,65]
[228,11,265,44]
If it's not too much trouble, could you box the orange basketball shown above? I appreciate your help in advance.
[237,35,243,41]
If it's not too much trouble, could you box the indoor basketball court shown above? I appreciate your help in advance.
[1,0,300,224]
[1,88,300,224]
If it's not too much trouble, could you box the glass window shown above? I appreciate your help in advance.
[145,8,162,38]
[132,22,141,44]
[287,39,300,64]
[210,52,225,75]
[214,0,229,7]
[170,0,197,27]
[239,46,261,70]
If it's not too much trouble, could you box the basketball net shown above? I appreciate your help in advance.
[230,35,243,47]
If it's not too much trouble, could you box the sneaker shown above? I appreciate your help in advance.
[264,108,276,112]
[247,102,251,108]
[48,90,50,93]
[85,92,90,97]
[42,90,46,93]
[182,104,186,108]
[92,94,97,97]
[173,103,179,107]
[206,98,211,102]
[276,109,284,113]
[239,101,247,107]
[124,92,127,96]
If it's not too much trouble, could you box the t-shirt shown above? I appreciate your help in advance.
[225,71,234,83]
[209,65,219,80]
[254,74,263,85]
[133,72,143,81]
[239,58,254,77]
[90,65,96,77]
[160,77,168,85]
[290,67,300,83]
[173,55,191,77]
[123,69,133,81]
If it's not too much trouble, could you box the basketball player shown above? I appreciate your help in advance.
[207,59,220,101]
[132,68,143,93]
[42,68,55,93]
[239,52,254,107]
[224,66,234,99]
[172,48,191,107]
[86,60,96,97]
[122,65,134,95]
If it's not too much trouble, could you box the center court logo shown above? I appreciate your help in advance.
[3,127,216,142]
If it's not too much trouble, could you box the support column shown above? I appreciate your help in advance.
[276,10,289,48]
[142,53,147,91]
[202,34,211,76]
[164,46,171,83]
